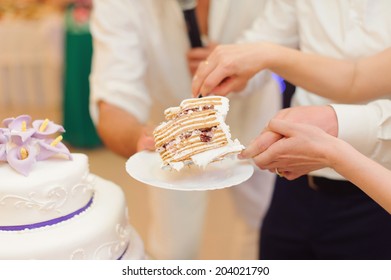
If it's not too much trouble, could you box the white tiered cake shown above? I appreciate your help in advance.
[0,115,145,259]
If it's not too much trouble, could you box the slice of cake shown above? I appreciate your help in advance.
[153,96,244,171]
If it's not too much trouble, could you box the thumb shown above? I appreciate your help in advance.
[137,135,156,152]
[137,125,156,152]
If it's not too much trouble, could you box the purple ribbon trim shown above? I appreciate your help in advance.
[0,196,94,231]
[117,243,129,260]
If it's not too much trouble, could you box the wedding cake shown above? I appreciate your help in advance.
[0,115,145,259]
[153,96,244,171]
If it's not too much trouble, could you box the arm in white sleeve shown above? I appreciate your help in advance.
[235,0,298,97]
[238,0,299,48]
[331,99,391,170]
[89,0,151,125]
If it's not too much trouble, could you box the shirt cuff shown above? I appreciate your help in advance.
[330,103,380,157]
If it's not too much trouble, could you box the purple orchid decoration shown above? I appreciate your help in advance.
[36,138,72,161]
[32,119,65,139]
[7,145,38,177]
[0,115,72,176]
[3,115,35,145]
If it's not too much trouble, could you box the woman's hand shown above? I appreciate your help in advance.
[252,119,339,180]
[187,42,218,76]
[192,43,270,97]
[239,105,339,179]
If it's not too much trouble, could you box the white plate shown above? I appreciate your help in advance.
[126,151,254,191]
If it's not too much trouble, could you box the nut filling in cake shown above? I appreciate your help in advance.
[153,96,244,171]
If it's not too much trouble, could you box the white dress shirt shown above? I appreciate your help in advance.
[89,0,281,259]
[240,0,391,180]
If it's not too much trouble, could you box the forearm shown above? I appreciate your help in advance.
[262,43,357,102]
[264,43,391,103]
[97,101,142,158]
[327,140,391,214]
[350,49,391,101]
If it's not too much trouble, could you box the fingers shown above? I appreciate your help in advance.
[268,119,318,138]
[280,171,301,181]
[187,48,212,77]
[137,135,155,152]
[192,46,235,97]
[192,59,219,97]
[188,60,203,76]
[267,119,297,137]
[252,140,284,169]
[239,130,282,159]
[207,77,232,95]
[137,126,156,152]
[240,118,329,178]
[191,44,248,97]
[138,137,155,151]
[267,168,301,180]
[246,134,292,169]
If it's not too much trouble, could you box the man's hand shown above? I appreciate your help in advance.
[191,43,269,97]
[136,125,156,152]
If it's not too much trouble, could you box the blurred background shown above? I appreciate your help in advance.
[0,0,256,259]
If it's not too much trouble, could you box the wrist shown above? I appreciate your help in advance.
[326,137,355,171]
[323,136,344,168]
[325,105,339,137]
[258,42,276,70]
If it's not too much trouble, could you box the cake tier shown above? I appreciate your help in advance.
[0,175,145,260]
[0,153,93,227]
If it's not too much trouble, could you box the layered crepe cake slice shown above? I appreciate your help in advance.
[153,96,244,171]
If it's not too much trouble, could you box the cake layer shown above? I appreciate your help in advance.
[154,110,221,146]
[0,153,93,227]
[164,96,226,120]
[161,135,227,160]
[154,96,243,170]
[0,175,144,260]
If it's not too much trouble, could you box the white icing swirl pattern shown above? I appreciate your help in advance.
[0,172,93,214]
[0,155,94,226]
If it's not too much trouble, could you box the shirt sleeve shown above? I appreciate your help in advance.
[235,0,298,98]
[89,0,151,125]
[331,99,391,169]
[238,0,299,48]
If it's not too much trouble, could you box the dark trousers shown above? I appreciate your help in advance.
[260,175,391,259]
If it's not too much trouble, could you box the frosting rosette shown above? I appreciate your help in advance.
[0,115,71,176]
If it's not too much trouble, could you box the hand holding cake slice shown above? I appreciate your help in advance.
[153,96,244,171]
